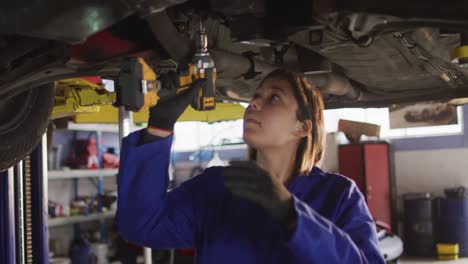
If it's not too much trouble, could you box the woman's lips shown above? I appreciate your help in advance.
[245,118,261,125]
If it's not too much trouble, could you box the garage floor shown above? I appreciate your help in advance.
[401,258,468,263]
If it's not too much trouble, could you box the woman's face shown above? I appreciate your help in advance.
[243,77,303,150]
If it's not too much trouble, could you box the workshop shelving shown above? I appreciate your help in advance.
[47,124,118,243]
[66,122,120,133]
[47,168,118,227]
[41,122,123,263]
[48,169,118,180]
[48,210,116,227]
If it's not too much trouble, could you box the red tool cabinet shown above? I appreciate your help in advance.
[338,142,392,228]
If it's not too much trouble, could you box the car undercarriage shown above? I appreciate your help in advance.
[1,0,468,170]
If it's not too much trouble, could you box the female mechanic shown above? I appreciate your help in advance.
[116,69,385,264]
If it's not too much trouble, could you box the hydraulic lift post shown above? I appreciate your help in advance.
[29,136,49,264]
[0,134,49,264]
[0,168,16,263]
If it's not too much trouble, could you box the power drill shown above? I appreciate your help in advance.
[189,16,216,111]
[115,17,216,112]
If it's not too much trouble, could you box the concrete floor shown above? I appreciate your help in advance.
[401,257,468,263]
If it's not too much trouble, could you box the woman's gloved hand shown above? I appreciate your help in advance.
[147,71,205,133]
[223,161,297,231]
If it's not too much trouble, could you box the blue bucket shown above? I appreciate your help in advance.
[70,238,96,264]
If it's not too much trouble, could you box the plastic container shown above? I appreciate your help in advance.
[70,236,96,264]
[437,243,459,260]
[92,243,108,264]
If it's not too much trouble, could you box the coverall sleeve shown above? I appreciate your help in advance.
[116,130,206,249]
[286,182,385,264]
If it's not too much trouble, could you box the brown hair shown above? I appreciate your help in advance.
[248,69,326,176]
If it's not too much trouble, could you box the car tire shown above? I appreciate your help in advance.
[0,83,55,171]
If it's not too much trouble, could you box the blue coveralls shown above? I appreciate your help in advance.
[116,130,385,263]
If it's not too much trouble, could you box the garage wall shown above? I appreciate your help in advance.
[320,105,468,235]
[394,148,468,196]
[321,105,468,197]
[390,106,468,235]
[391,104,468,197]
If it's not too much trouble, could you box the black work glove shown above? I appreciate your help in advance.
[223,161,297,231]
[147,71,205,132]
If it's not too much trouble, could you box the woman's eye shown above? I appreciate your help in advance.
[271,95,280,102]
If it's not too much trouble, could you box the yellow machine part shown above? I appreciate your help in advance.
[450,45,468,62]
[52,78,116,119]
[52,65,157,119]
[137,57,160,111]
[53,57,225,122]
[73,102,245,124]
[138,57,157,81]
[179,64,217,87]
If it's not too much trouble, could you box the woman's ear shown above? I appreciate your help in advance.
[294,119,312,138]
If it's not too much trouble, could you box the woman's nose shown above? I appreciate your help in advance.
[249,97,261,110]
